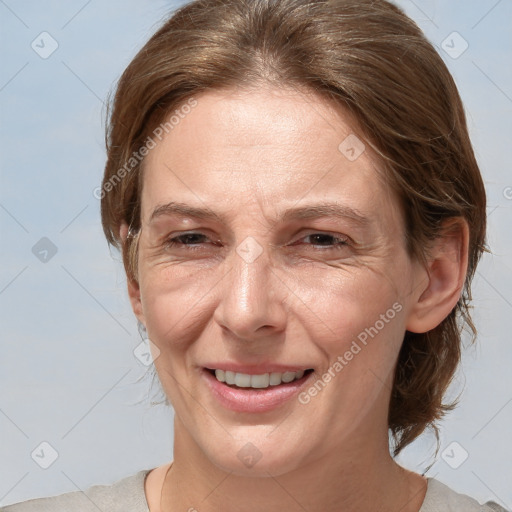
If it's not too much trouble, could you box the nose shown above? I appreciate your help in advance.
[213,238,288,341]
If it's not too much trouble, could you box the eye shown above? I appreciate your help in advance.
[164,232,217,249]
[163,231,349,252]
[292,232,349,250]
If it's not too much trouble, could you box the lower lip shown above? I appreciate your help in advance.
[202,369,313,413]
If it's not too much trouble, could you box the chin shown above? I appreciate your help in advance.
[203,433,309,478]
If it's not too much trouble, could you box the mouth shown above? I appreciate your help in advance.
[201,365,316,413]
[205,368,315,389]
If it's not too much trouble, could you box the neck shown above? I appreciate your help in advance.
[160,418,427,512]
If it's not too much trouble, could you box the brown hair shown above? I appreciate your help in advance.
[101,0,487,455]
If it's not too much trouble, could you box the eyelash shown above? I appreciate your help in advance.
[164,232,349,251]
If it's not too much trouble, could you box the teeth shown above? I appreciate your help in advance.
[269,372,282,386]
[235,373,251,387]
[214,369,307,389]
[281,371,297,383]
[248,373,269,388]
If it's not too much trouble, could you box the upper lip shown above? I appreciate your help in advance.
[203,363,313,374]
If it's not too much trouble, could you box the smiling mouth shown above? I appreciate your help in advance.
[205,368,315,389]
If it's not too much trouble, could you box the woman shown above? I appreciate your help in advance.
[3,0,508,510]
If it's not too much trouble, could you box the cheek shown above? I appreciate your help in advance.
[290,262,407,352]
[299,268,407,417]
[138,264,213,349]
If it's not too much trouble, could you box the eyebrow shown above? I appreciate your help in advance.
[149,201,370,227]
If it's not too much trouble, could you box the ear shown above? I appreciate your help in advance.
[406,217,469,333]
[119,221,146,326]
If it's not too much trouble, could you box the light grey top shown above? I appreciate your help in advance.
[1,470,508,511]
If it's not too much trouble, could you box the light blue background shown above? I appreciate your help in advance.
[1,0,511,508]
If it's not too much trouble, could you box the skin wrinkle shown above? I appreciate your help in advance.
[124,84,465,512]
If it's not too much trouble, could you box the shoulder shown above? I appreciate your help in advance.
[421,477,509,512]
[1,469,152,512]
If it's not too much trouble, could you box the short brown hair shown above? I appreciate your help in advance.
[101,0,487,455]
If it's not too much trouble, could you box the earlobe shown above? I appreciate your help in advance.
[120,221,146,325]
[127,277,145,325]
[406,218,469,333]
[119,222,129,243]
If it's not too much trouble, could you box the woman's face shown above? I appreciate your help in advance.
[131,85,425,476]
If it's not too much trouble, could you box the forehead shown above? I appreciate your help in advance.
[141,85,399,226]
